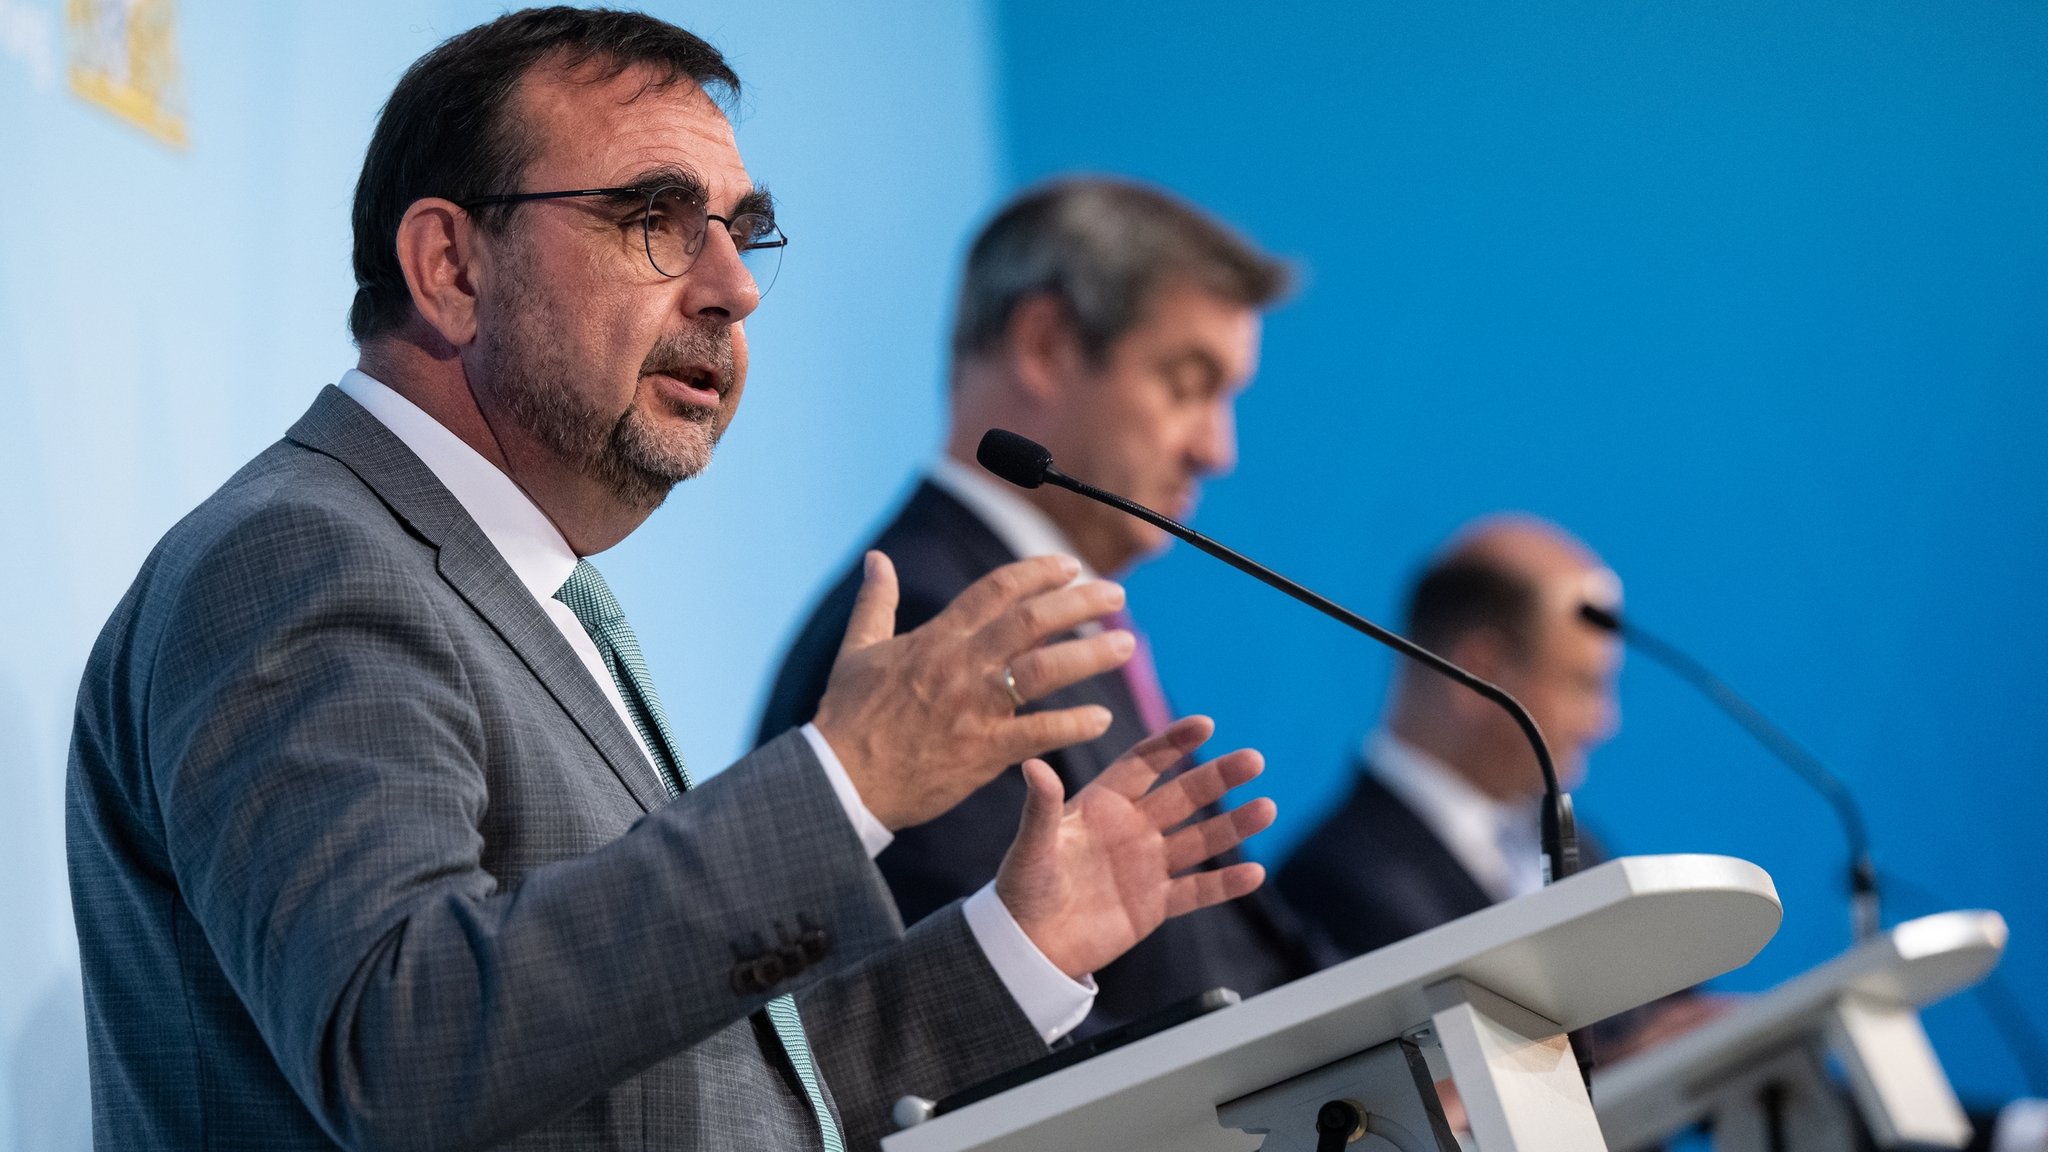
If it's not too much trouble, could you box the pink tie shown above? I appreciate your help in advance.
[1104,608,1174,736]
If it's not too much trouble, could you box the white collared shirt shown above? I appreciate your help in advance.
[930,455,1096,578]
[1366,731,1544,902]
[929,456,1107,656]
[337,370,1092,1041]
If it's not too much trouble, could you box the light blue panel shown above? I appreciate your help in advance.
[1,5,433,1143]
[0,2,1001,1145]
[996,0,2048,1103]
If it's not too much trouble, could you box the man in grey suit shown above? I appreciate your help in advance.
[66,9,1274,1150]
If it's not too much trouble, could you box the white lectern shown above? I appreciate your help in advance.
[886,854,1782,1152]
[1594,910,2007,1152]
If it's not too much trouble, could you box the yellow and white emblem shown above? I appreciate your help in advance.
[68,0,186,148]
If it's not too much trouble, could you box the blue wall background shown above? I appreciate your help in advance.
[0,0,2040,1143]
[993,0,2048,1104]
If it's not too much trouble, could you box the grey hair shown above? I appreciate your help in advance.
[949,177,1290,378]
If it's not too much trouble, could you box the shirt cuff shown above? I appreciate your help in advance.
[961,882,1097,1044]
[800,722,893,859]
[1994,1099,2048,1152]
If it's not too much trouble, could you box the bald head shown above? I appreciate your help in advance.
[1425,516,1618,646]
[1389,516,1623,800]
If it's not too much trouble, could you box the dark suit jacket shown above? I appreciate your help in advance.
[1278,767,1630,959]
[66,389,1043,1151]
[1278,765,1660,1055]
[1275,771,1499,960]
[759,480,1333,1037]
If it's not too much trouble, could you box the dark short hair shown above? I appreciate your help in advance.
[949,178,1290,373]
[348,7,739,343]
[1403,557,1542,659]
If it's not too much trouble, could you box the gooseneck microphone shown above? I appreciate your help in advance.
[1577,602,1880,941]
[977,428,1581,884]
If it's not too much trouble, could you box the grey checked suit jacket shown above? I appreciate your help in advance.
[66,387,1045,1150]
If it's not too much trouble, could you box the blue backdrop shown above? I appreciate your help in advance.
[0,2,1002,1145]
[994,0,2048,1104]
[0,1,2040,1144]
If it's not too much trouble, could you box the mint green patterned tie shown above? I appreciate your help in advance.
[555,560,844,1152]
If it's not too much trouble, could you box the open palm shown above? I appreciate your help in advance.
[995,716,1275,980]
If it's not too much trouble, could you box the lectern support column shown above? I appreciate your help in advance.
[1829,994,1972,1149]
[1426,978,1608,1152]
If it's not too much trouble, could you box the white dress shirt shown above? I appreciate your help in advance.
[337,370,1092,1042]
[1365,730,1544,902]
[929,456,1105,661]
[930,455,1097,580]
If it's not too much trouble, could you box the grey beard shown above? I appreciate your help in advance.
[477,295,732,514]
[591,400,719,513]
[478,355,710,514]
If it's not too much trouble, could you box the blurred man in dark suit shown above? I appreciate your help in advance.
[1278,516,1618,952]
[1277,515,1712,1058]
[760,178,1335,1036]
[1277,517,2048,1148]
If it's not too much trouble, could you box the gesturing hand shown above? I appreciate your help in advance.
[812,551,1136,830]
[995,716,1274,981]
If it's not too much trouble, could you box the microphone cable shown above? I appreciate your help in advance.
[1879,871,2048,1099]
[1579,603,1878,941]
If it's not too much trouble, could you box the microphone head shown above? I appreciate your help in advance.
[1578,601,1623,633]
[977,429,1054,489]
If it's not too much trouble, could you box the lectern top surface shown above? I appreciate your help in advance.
[885,853,1782,1152]
[1875,911,2006,1005]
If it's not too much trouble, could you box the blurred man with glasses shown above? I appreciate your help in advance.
[762,178,1339,1039]
[67,9,1275,1149]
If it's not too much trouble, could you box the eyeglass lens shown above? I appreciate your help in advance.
[641,185,783,296]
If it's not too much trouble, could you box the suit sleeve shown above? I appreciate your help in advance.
[764,561,1006,931]
[147,503,904,1152]
[802,904,1049,1150]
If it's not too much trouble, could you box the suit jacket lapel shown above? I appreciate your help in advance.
[904,481,1021,586]
[911,482,1147,780]
[1355,769,1496,920]
[286,386,668,813]
[434,520,670,813]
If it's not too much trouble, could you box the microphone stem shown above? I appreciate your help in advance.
[1615,618,1880,940]
[1048,468,1578,881]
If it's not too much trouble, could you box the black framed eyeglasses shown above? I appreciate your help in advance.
[460,184,787,297]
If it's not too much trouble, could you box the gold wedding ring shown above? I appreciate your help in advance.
[1002,665,1027,709]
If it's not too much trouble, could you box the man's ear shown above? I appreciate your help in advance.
[1004,293,1088,405]
[1443,628,1518,717]
[393,197,483,348]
